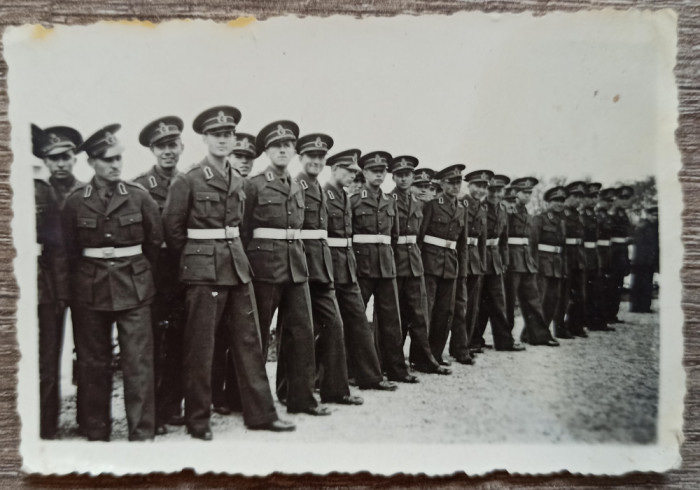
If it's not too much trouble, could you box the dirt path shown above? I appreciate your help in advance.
[54,300,659,444]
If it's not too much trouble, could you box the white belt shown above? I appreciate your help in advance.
[538,244,562,254]
[327,237,353,247]
[565,238,582,245]
[597,239,611,246]
[584,241,597,249]
[253,228,301,240]
[353,234,391,245]
[467,237,479,246]
[486,238,499,247]
[36,243,44,256]
[299,229,328,240]
[161,242,168,249]
[611,237,628,244]
[397,235,417,245]
[187,227,240,239]
[508,237,528,246]
[424,235,456,250]
[83,244,143,259]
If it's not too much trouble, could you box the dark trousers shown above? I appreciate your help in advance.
[424,274,456,363]
[183,284,277,432]
[538,275,562,329]
[505,271,554,345]
[630,266,655,313]
[254,280,318,412]
[276,281,350,401]
[396,276,440,370]
[211,328,240,411]
[357,277,409,379]
[38,303,65,439]
[474,274,515,350]
[72,305,154,441]
[449,276,469,358]
[333,281,384,387]
[465,274,485,350]
[585,268,608,329]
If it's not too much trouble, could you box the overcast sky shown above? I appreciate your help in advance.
[5,11,677,190]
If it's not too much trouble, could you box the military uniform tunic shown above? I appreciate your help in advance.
[581,206,606,330]
[630,217,659,313]
[242,165,318,413]
[607,207,632,321]
[324,182,384,387]
[391,188,440,371]
[419,195,469,362]
[62,178,163,441]
[163,158,280,431]
[554,206,587,337]
[350,185,410,380]
[132,164,185,424]
[531,210,566,330]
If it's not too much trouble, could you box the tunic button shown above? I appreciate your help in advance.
[288,211,292,215]
[105,233,112,238]
[105,217,110,221]
[109,261,115,266]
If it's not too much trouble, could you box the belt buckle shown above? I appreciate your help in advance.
[286,229,296,240]
[225,226,235,239]
[102,247,115,258]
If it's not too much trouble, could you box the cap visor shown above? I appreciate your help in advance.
[102,143,125,158]
[44,145,75,156]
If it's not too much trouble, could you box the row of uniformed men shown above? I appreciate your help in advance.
[32,105,637,442]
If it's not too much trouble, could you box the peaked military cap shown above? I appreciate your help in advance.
[544,186,568,202]
[139,116,183,147]
[389,155,419,174]
[646,205,658,214]
[193,105,241,134]
[412,168,435,185]
[431,179,442,190]
[511,176,539,191]
[616,185,635,199]
[354,171,365,184]
[587,182,603,196]
[489,174,511,188]
[464,169,494,184]
[360,151,392,171]
[256,120,299,152]
[436,164,466,182]
[79,124,124,158]
[599,188,617,202]
[297,133,334,155]
[230,132,258,157]
[31,124,83,158]
[327,149,361,171]
[565,181,587,196]
[504,186,518,201]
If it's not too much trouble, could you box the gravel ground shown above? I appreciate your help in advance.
[54,299,659,444]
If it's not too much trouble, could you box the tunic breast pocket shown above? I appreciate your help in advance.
[355,208,374,229]
[76,216,98,242]
[195,191,220,217]
[304,201,320,226]
[328,210,344,233]
[432,215,449,235]
[180,243,216,282]
[256,192,283,221]
[119,212,144,242]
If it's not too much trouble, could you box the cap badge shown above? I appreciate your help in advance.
[158,122,168,134]
[373,154,383,165]
[351,154,358,164]
[400,158,408,168]
[48,133,60,145]
[314,137,324,148]
[217,111,227,124]
[104,132,116,145]
[277,125,286,136]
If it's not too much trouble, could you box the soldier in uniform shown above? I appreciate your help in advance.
[429,178,442,201]
[132,116,187,434]
[607,185,634,323]
[504,177,559,347]
[324,149,397,391]
[242,120,332,415]
[531,186,568,334]
[31,125,80,438]
[554,181,588,338]
[419,164,469,365]
[351,151,418,384]
[596,188,617,326]
[630,205,659,313]
[581,183,614,332]
[163,107,295,439]
[389,156,450,375]
[228,132,257,178]
[62,124,162,441]
[286,133,363,405]
[410,168,434,203]
[473,175,525,352]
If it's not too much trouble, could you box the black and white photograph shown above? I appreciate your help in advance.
[6,10,683,475]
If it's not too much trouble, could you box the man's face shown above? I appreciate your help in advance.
[597,198,610,209]
[44,150,76,180]
[229,152,254,177]
[566,194,582,207]
[469,182,487,200]
[265,140,296,169]
[581,196,593,207]
[392,170,414,191]
[89,154,122,183]
[648,211,659,223]
[549,198,565,213]
[151,138,183,170]
[300,151,326,177]
[615,197,630,208]
[332,166,356,188]
[363,167,387,187]
[516,189,532,205]
[442,178,461,198]
[503,200,516,213]
[428,185,439,200]
[411,183,430,201]
[204,129,235,158]
[488,187,505,203]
